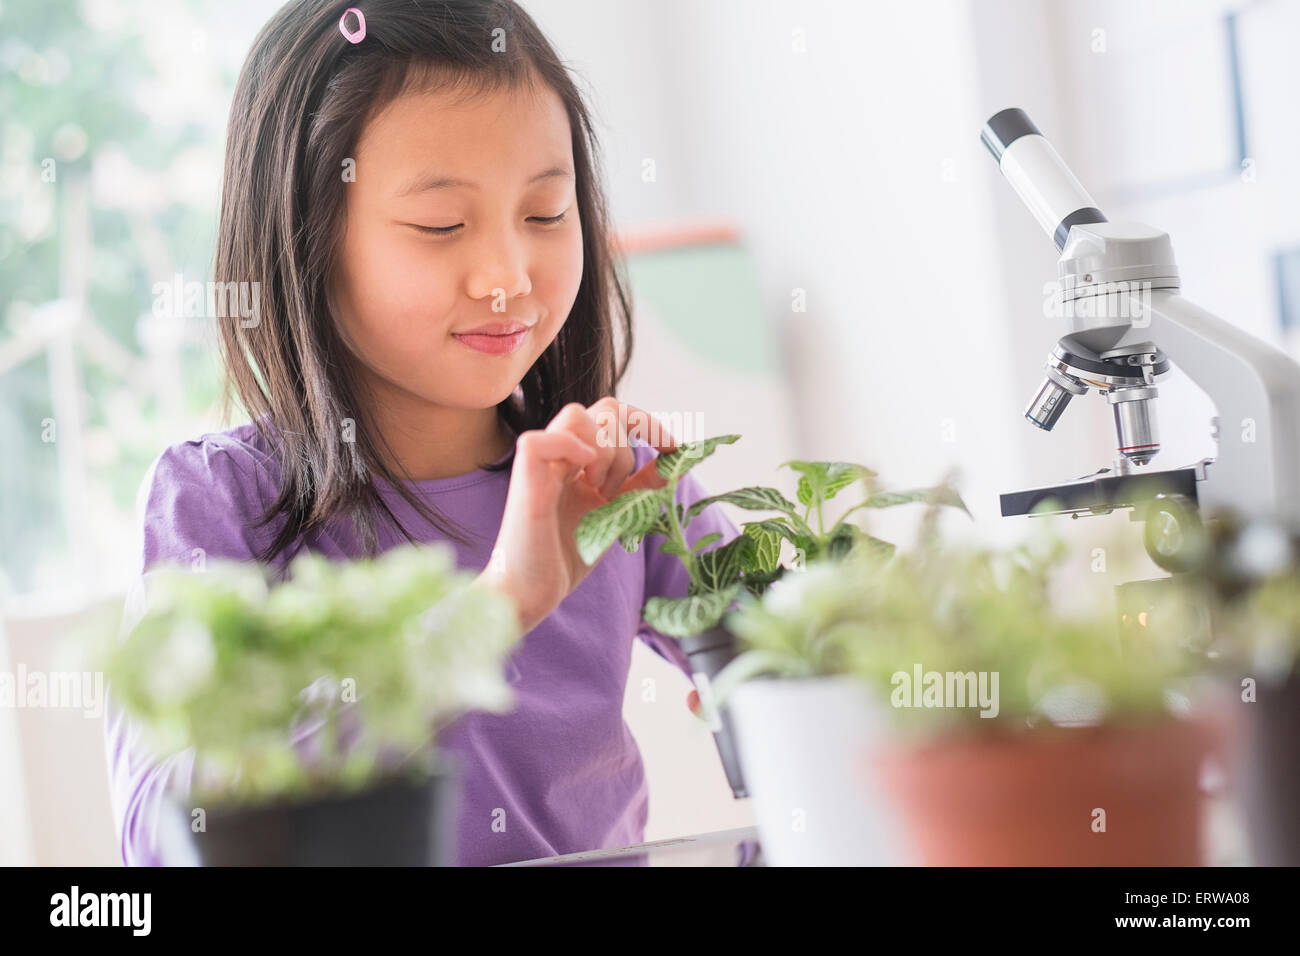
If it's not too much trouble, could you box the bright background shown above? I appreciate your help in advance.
[3,0,1297,863]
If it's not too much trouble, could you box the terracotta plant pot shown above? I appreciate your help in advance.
[870,717,1211,866]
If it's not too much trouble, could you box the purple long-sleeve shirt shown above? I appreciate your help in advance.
[104,417,741,866]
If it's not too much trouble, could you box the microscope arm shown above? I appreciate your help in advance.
[1133,291,1300,525]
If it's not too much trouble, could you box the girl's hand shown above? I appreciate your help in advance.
[478,398,679,634]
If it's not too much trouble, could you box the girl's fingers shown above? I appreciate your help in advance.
[590,398,679,454]
[547,402,616,492]
[587,398,680,497]
[584,398,638,497]
[619,457,671,493]
[515,429,597,505]
[540,397,684,501]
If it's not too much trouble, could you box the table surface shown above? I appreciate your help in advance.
[492,773,1253,867]
[497,826,762,867]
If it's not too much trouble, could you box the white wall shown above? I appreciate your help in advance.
[533,0,1036,547]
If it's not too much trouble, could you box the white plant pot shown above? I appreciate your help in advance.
[728,674,907,866]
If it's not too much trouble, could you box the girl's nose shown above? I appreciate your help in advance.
[465,227,533,304]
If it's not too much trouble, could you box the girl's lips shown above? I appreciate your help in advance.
[452,326,531,355]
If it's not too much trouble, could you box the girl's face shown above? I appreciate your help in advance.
[332,79,584,414]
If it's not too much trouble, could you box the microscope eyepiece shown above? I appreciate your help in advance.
[982,108,1107,251]
[980,107,1040,162]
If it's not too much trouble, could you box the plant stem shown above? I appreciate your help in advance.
[665,480,695,579]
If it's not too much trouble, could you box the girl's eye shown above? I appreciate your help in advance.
[409,211,568,236]
[528,211,569,225]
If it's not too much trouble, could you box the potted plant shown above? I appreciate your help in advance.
[99,542,521,866]
[574,433,966,798]
[711,529,1217,866]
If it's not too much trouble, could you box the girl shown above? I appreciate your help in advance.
[105,0,740,866]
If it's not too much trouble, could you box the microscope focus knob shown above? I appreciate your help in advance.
[1142,494,1206,574]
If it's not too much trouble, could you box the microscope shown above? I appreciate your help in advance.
[982,107,1300,572]
[982,108,1300,644]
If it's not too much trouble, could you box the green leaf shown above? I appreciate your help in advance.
[654,434,740,484]
[742,567,786,598]
[660,538,689,559]
[826,522,861,559]
[790,534,819,568]
[786,511,816,540]
[691,532,723,553]
[744,517,803,544]
[685,486,798,521]
[619,513,671,553]
[784,461,876,508]
[642,587,741,638]
[690,535,755,595]
[575,488,669,564]
[824,522,898,562]
[742,522,784,574]
[841,484,971,519]
[860,534,897,561]
[931,485,972,516]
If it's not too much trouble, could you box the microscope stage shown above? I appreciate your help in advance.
[1000,466,1200,518]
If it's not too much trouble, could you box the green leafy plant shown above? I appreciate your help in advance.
[712,528,1198,737]
[1164,508,1300,679]
[573,434,969,638]
[98,542,522,806]
[1236,573,1300,672]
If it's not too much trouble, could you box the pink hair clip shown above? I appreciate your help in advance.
[339,7,366,44]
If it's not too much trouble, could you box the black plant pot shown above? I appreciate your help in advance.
[679,626,749,799]
[1241,670,1300,865]
[165,761,461,866]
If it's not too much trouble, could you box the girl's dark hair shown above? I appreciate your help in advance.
[214,0,633,564]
